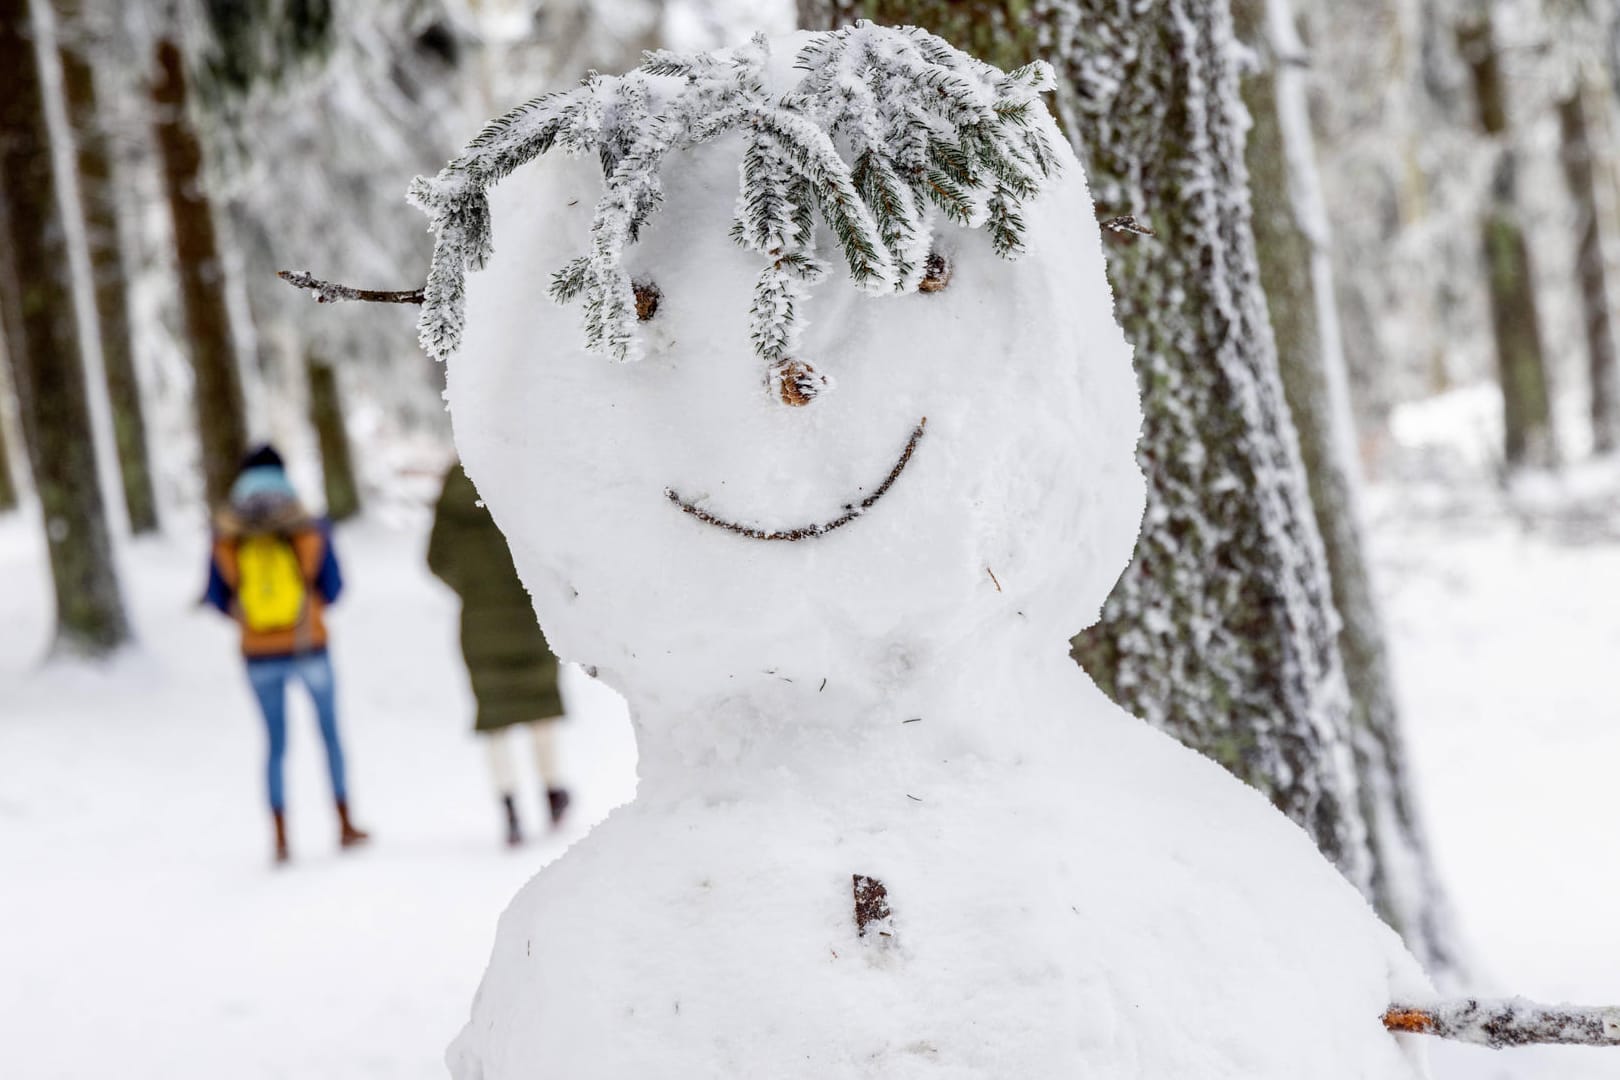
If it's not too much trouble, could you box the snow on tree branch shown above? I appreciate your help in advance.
[1382,999,1620,1048]
[407,23,1060,369]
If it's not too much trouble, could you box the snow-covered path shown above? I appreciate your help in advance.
[3,494,1619,1078]
[0,513,637,1079]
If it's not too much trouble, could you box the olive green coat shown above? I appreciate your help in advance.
[427,463,563,731]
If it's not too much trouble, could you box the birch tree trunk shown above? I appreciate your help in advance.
[1557,80,1619,454]
[798,0,1372,895]
[151,30,247,509]
[56,0,158,531]
[1458,9,1555,469]
[0,0,129,654]
[1232,0,1457,972]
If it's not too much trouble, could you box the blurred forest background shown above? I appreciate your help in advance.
[4,0,1620,1078]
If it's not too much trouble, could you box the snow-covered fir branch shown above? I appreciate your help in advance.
[1383,999,1620,1048]
[408,23,1060,369]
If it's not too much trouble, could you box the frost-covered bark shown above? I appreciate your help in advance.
[1557,80,1619,453]
[0,0,129,654]
[1458,8,1555,469]
[1232,0,1457,973]
[800,0,1371,890]
[55,0,158,533]
[151,30,248,510]
[1385,998,1620,1048]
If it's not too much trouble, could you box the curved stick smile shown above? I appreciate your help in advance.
[665,418,928,541]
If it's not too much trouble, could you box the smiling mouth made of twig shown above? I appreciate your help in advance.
[663,418,928,542]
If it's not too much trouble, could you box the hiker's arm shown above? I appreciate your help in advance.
[204,548,233,615]
[316,524,344,604]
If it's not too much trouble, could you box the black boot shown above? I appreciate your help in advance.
[546,787,571,827]
[502,794,523,846]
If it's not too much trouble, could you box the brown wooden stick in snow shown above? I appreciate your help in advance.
[276,269,426,305]
[1383,1000,1620,1048]
[666,418,926,541]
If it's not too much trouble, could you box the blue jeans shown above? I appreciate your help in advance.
[245,651,348,812]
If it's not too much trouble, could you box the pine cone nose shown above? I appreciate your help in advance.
[771,358,828,406]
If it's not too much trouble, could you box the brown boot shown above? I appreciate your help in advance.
[336,800,370,849]
[272,810,290,865]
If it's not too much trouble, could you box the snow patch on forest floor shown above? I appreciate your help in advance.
[3,435,1620,1077]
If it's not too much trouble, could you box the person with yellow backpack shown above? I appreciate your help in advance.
[205,445,368,864]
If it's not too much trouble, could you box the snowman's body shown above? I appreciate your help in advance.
[439,32,1430,1078]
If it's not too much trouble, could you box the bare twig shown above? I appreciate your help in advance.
[986,566,1002,592]
[666,418,927,541]
[1101,215,1155,238]
[277,269,426,305]
[1383,1000,1620,1048]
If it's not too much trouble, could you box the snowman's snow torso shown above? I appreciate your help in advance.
[438,30,1429,1079]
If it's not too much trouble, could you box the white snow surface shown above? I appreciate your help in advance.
[441,35,1430,1078]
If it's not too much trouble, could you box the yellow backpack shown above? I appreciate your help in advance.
[236,534,308,633]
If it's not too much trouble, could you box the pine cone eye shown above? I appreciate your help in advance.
[918,251,951,293]
[770,358,829,407]
[633,281,660,321]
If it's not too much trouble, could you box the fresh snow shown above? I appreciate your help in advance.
[0,511,636,1080]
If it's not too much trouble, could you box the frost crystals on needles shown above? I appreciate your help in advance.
[408,22,1060,379]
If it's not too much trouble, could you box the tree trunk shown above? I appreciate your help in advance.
[1232,0,1457,972]
[1458,12,1555,469]
[0,349,21,511]
[306,349,360,521]
[799,0,1372,894]
[151,33,247,509]
[1557,81,1620,455]
[56,0,158,531]
[0,0,129,654]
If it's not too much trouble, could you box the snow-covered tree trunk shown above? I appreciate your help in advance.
[151,29,247,509]
[1458,7,1555,470]
[1557,79,1620,454]
[0,0,129,654]
[55,0,158,533]
[306,349,359,521]
[1232,0,1457,972]
[798,0,1372,893]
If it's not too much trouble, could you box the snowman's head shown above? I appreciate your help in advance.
[428,27,1145,714]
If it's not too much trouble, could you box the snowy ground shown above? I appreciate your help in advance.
[0,510,637,1080]
[4,438,1620,1077]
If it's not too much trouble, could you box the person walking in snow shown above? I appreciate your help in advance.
[206,444,369,864]
[428,461,570,846]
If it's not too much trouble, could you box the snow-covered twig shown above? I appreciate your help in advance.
[664,418,926,541]
[1383,999,1620,1048]
[276,269,426,305]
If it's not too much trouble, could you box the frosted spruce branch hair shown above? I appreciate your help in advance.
[405,23,1060,368]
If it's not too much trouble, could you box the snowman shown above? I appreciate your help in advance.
[412,24,1431,1078]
